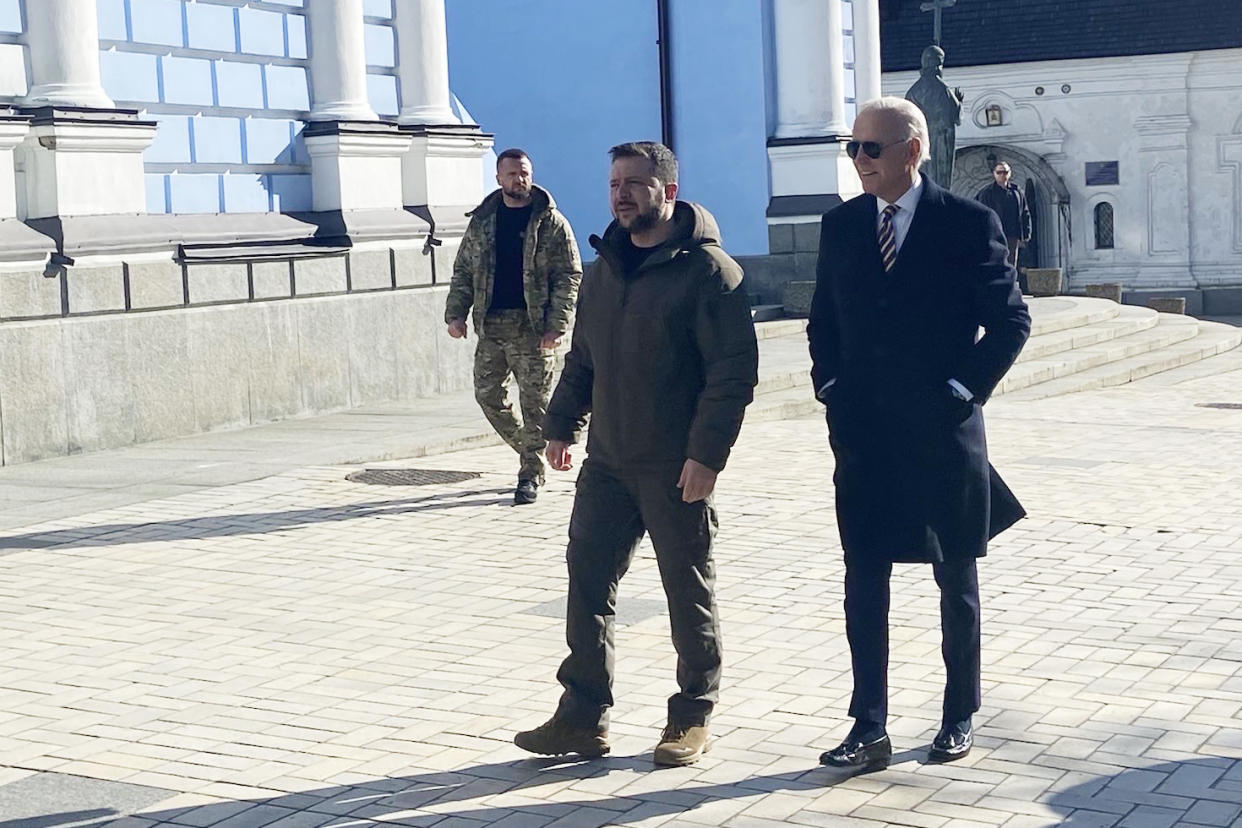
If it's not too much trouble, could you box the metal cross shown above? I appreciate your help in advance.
[919,0,957,45]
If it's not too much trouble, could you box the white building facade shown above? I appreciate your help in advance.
[0,0,491,466]
[884,49,1242,313]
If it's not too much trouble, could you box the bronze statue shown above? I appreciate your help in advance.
[905,45,963,188]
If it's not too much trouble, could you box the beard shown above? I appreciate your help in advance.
[502,183,531,201]
[618,203,662,234]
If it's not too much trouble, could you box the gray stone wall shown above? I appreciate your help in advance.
[736,219,822,306]
[0,242,473,465]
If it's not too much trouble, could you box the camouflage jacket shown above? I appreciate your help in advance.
[445,184,582,336]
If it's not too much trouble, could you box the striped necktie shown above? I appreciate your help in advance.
[878,204,899,272]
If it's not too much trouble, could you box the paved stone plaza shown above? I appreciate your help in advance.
[1,354,1241,827]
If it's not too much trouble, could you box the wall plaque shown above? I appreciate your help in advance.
[1086,161,1119,186]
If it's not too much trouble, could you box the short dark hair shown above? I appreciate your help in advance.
[608,141,678,187]
[496,148,531,169]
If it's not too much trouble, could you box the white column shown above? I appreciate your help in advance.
[394,0,460,124]
[305,0,376,121]
[852,0,883,106]
[23,0,114,109]
[773,0,849,138]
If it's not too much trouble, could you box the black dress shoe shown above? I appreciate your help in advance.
[928,718,973,762]
[819,733,892,770]
[514,478,538,504]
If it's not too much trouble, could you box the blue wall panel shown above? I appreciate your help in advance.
[170,173,222,214]
[146,174,169,214]
[146,115,191,163]
[130,0,184,47]
[224,174,271,212]
[447,0,662,248]
[161,56,214,105]
[367,74,398,117]
[97,0,129,40]
[245,119,297,165]
[186,3,237,52]
[264,64,308,111]
[215,60,264,108]
[100,50,160,102]
[286,15,307,59]
[193,116,243,164]
[270,174,312,212]
[364,23,395,67]
[238,8,286,57]
[668,0,771,255]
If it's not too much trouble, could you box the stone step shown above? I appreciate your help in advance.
[754,317,807,340]
[1017,304,1158,363]
[1027,295,1120,336]
[1002,320,1242,400]
[749,313,1241,416]
[996,314,1201,395]
[1120,331,1242,387]
[752,297,1147,396]
[998,317,1242,402]
[746,384,822,423]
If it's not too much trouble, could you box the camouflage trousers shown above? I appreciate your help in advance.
[474,310,555,484]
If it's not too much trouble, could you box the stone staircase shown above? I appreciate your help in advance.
[747,296,1242,421]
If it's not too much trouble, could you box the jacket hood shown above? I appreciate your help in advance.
[467,183,555,218]
[593,200,724,255]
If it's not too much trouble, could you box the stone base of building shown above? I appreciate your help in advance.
[0,209,473,466]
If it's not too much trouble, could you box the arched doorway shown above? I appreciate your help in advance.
[951,144,1071,278]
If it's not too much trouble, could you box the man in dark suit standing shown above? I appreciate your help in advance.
[808,97,1031,771]
[975,161,1032,276]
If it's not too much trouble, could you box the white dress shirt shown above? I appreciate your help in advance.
[875,175,923,256]
[818,175,975,402]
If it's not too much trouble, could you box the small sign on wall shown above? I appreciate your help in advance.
[1085,161,1119,186]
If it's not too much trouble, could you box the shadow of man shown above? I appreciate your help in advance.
[2,751,929,828]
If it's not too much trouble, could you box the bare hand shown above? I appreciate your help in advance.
[546,439,573,471]
[539,332,562,350]
[447,319,468,339]
[677,458,718,503]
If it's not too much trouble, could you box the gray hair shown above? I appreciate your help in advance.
[857,97,931,165]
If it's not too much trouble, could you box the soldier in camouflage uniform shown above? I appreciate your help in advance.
[445,149,582,504]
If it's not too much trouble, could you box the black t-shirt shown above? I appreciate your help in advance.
[489,202,533,311]
[616,233,656,277]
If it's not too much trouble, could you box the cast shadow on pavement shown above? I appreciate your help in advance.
[0,489,515,552]
[0,752,917,828]
[3,754,1238,827]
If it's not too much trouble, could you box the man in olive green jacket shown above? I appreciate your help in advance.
[514,142,758,767]
[445,149,582,503]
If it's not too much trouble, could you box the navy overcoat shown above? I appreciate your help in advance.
[807,175,1031,563]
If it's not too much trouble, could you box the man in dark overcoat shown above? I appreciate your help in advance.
[807,97,1031,770]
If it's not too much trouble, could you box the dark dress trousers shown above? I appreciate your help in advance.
[806,174,1031,725]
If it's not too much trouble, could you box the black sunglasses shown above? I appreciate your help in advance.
[845,138,910,160]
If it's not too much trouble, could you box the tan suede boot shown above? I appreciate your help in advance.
[653,723,711,767]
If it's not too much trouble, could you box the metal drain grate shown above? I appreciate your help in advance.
[346,469,482,486]
[1195,403,1242,410]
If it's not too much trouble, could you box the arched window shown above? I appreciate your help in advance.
[1094,202,1114,249]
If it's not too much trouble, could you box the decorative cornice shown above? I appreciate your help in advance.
[1133,115,1193,136]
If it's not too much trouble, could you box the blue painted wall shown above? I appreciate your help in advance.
[447,1,774,256]
[667,0,770,255]
[446,0,663,248]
